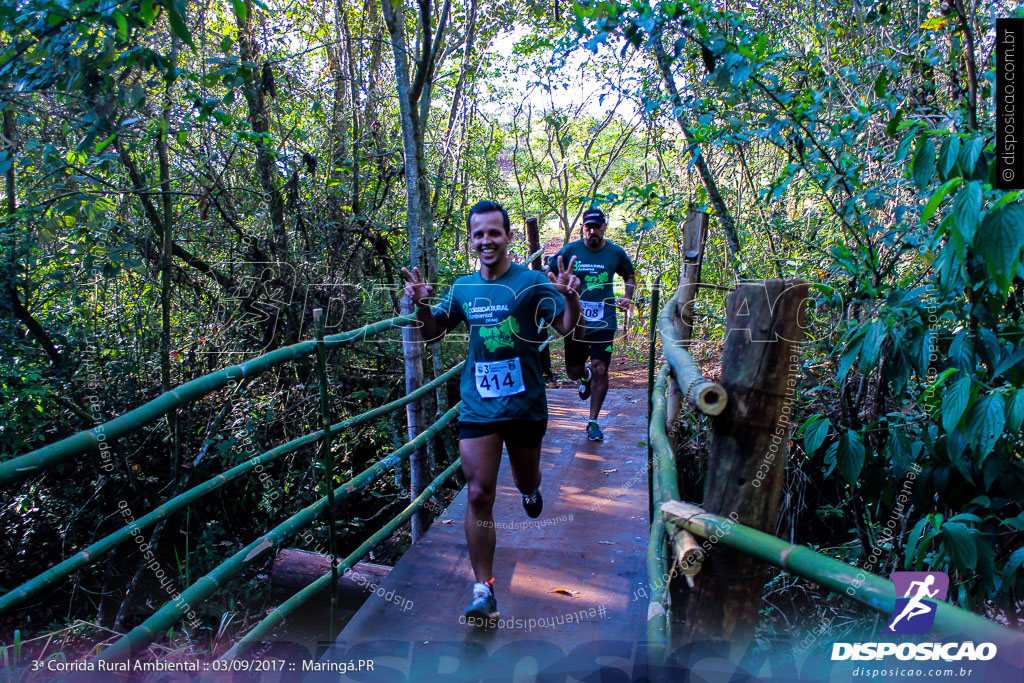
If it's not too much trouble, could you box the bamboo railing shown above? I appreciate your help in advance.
[0,363,463,616]
[0,315,416,486]
[98,406,461,661]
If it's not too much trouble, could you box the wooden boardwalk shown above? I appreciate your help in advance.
[320,389,652,679]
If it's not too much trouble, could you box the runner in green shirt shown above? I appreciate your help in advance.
[401,200,581,622]
[549,208,636,441]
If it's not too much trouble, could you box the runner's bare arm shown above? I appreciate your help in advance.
[617,272,636,310]
[401,266,445,342]
[548,255,582,337]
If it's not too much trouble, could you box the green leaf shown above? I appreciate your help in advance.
[140,0,157,23]
[165,1,196,48]
[803,416,830,456]
[937,135,961,178]
[959,136,985,173]
[921,177,961,224]
[976,203,1024,293]
[857,321,886,372]
[837,430,865,484]
[1005,388,1024,434]
[886,429,915,475]
[837,331,866,383]
[232,0,248,22]
[942,521,977,570]
[904,517,931,570]
[995,546,1024,596]
[952,181,982,244]
[873,69,889,98]
[912,134,935,191]
[941,375,970,433]
[965,392,1005,462]
[113,10,128,41]
[895,128,916,163]
[823,441,838,478]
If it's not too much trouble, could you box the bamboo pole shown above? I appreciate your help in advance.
[0,315,417,486]
[525,219,552,379]
[646,282,660,524]
[0,363,464,616]
[400,293,428,541]
[646,514,669,661]
[221,453,464,659]
[657,290,726,415]
[649,365,680,502]
[97,406,460,662]
[662,501,1024,652]
[312,309,339,639]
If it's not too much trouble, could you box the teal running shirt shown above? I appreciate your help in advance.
[549,240,634,335]
[431,263,565,423]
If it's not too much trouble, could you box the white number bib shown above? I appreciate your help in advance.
[580,300,605,322]
[475,358,526,399]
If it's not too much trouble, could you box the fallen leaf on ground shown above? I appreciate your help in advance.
[551,588,579,596]
[440,519,452,524]
[601,468,618,475]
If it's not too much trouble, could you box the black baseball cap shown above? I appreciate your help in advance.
[582,208,606,225]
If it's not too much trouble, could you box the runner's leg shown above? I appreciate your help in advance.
[565,335,588,381]
[589,358,609,421]
[506,442,542,495]
[460,433,503,583]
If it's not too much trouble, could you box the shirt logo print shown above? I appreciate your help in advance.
[479,316,519,352]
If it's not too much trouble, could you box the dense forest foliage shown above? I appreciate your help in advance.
[1,0,1022,660]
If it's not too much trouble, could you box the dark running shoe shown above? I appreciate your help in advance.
[522,488,543,518]
[464,580,499,623]
[578,363,592,400]
[586,420,604,441]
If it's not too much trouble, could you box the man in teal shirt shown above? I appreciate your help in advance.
[549,208,636,441]
[402,200,581,622]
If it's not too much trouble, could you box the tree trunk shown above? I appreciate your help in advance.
[651,36,743,271]
[236,3,289,256]
[2,99,62,366]
[382,0,453,540]
[159,39,180,483]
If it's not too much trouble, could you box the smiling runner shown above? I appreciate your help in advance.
[401,200,582,622]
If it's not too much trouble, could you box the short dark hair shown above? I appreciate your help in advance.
[467,200,511,234]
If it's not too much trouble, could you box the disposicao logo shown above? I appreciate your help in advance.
[831,571,998,662]
[886,571,948,634]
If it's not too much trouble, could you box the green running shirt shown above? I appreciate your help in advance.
[431,263,565,423]
[549,240,635,336]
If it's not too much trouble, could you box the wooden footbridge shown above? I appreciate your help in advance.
[2,245,1021,681]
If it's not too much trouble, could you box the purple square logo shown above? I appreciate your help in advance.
[885,571,949,634]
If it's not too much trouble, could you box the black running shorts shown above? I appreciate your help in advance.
[457,419,548,448]
[564,329,616,368]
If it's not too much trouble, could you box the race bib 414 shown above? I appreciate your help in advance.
[475,358,526,398]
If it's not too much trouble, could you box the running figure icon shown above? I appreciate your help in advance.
[887,575,939,631]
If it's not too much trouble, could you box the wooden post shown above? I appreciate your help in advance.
[684,279,808,644]
[675,210,708,343]
[526,216,553,380]
[400,294,428,541]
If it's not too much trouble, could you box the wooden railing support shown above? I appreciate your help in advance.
[526,216,552,380]
[400,294,429,541]
[684,279,808,643]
